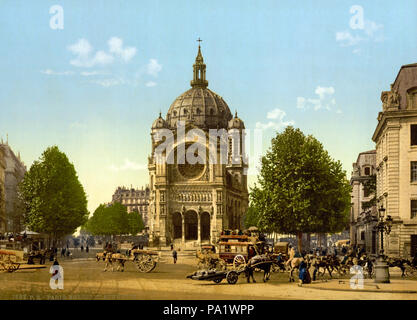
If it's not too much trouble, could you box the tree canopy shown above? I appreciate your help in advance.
[19,146,89,243]
[243,205,259,229]
[85,202,144,236]
[361,174,376,211]
[250,126,351,250]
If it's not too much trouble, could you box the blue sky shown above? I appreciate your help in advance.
[0,0,416,213]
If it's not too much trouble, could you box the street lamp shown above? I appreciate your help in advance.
[374,205,393,283]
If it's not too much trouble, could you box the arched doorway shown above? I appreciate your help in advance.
[200,212,210,240]
[172,212,182,239]
[184,210,198,240]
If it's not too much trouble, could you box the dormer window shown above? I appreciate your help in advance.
[364,167,370,176]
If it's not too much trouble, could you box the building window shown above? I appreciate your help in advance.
[360,231,365,241]
[364,167,370,175]
[411,125,417,146]
[412,200,417,219]
[412,162,417,182]
[363,185,370,197]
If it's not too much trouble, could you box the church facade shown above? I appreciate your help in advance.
[147,45,248,246]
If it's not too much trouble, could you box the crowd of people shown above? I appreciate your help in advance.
[0,232,27,242]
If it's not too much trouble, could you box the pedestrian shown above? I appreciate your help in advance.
[172,249,177,264]
[61,248,66,257]
[81,245,84,252]
[298,259,310,286]
[86,245,89,253]
[170,243,173,251]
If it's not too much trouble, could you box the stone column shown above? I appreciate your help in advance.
[197,213,201,244]
[181,215,185,244]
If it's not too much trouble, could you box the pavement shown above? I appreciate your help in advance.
[307,278,417,294]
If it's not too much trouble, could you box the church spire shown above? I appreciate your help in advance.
[191,38,208,88]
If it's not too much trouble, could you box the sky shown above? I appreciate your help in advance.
[0,0,416,214]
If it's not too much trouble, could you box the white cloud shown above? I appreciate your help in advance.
[336,31,363,47]
[146,81,157,87]
[109,159,147,172]
[68,38,92,57]
[68,37,136,67]
[256,108,294,131]
[297,86,337,111]
[41,69,74,76]
[80,71,109,76]
[108,37,137,62]
[90,78,125,87]
[147,59,162,77]
[336,18,384,48]
[363,20,383,38]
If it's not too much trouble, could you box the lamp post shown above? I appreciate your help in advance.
[374,205,393,283]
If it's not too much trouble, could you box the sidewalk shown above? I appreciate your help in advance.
[307,279,417,294]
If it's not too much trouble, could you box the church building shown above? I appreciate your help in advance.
[147,44,249,246]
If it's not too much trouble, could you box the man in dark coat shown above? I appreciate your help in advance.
[172,249,178,264]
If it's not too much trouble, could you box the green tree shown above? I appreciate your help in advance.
[19,146,88,245]
[128,209,145,235]
[85,202,130,238]
[250,126,351,252]
[244,205,259,229]
[361,174,376,211]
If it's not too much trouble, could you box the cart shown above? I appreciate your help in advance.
[186,269,243,284]
[0,250,21,273]
[218,236,261,271]
[96,248,160,273]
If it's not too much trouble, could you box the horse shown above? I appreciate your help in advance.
[288,257,306,282]
[244,254,274,283]
[96,252,107,262]
[310,255,334,280]
[110,253,127,272]
[386,257,410,277]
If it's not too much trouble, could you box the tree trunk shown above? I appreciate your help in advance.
[305,233,311,252]
[297,231,303,253]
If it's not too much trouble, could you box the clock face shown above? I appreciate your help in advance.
[177,161,205,179]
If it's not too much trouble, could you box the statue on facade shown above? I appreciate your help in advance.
[381,84,401,111]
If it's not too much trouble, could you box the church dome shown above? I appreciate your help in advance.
[167,87,232,129]
[152,113,168,129]
[165,44,233,129]
[228,112,245,130]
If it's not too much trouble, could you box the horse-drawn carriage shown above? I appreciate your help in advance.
[0,249,22,272]
[96,248,160,273]
[0,248,46,273]
[189,230,277,284]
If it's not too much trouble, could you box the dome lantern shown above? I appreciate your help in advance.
[190,39,208,89]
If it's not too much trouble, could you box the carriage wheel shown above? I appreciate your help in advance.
[213,278,223,283]
[233,255,246,271]
[6,262,20,273]
[135,254,156,273]
[226,271,239,284]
